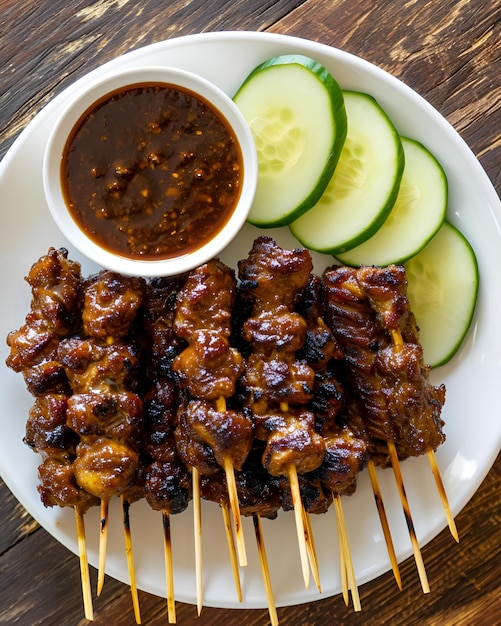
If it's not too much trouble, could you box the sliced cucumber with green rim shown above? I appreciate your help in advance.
[290,90,404,254]
[405,221,479,368]
[335,137,448,266]
[233,54,347,227]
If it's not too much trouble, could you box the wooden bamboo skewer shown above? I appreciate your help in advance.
[97,498,109,596]
[162,510,176,623]
[386,441,429,593]
[336,508,349,606]
[288,463,310,590]
[427,449,459,542]
[367,460,402,590]
[303,510,321,592]
[252,514,279,626]
[74,506,94,621]
[216,396,247,567]
[333,494,361,611]
[121,495,142,624]
[192,466,203,617]
[224,457,247,567]
[221,502,243,602]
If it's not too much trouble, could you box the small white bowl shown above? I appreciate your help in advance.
[43,66,257,277]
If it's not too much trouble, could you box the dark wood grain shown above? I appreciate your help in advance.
[0,0,308,160]
[1,1,500,625]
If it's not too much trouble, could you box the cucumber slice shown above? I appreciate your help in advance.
[405,222,479,368]
[233,54,347,227]
[335,137,447,266]
[290,90,404,253]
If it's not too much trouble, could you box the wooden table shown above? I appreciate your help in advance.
[1,1,500,624]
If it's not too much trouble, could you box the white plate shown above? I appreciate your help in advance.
[1,31,500,610]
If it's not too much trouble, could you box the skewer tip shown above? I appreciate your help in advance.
[162,510,177,623]
[426,449,459,543]
[74,506,94,621]
[121,496,142,624]
[333,494,361,611]
[288,464,310,590]
[388,442,430,594]
[253,514,279,626]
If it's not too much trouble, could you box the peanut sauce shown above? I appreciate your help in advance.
[62,83,243,260]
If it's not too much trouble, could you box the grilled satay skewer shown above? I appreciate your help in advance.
[296,273,369,597]
[141,276,195,622]
[26,399,99,621]
[172,260,253,569]
[237,237,325,589]
[323,264,449,594]
[5,248,97,619]
[142,412,192,622]
[60,270,147,618]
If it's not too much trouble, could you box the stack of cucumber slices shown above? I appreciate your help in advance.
[233,54,479,369]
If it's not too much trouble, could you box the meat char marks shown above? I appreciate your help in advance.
[322,264,446,466]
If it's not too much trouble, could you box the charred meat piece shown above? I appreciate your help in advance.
[66,391,143,449]
[24,247,83,335]
[143,431,192,514]
[57,337,141,394]
[243,354,315,411]
[176,399,253,471]
[6,247,82,374]
[261,407,325,476]
[295,274,344,371]
[37,456,99,512]
[140,276,187,380]
[24,394,78,459]
[309,427,369,496]
[22,360,71,396]
[82,270,145,341]
[235,444,282,519]
[173,259,237,341]
[174,404,218,475]
[73,437,140,500]
[242,309,307,357]
[143,378,179,434]
[172,331,244,400]
[237,236,313,309]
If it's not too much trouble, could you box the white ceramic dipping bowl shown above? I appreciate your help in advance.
[43,66,257,277]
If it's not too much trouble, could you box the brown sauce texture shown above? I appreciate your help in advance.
[62,83,243,260]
